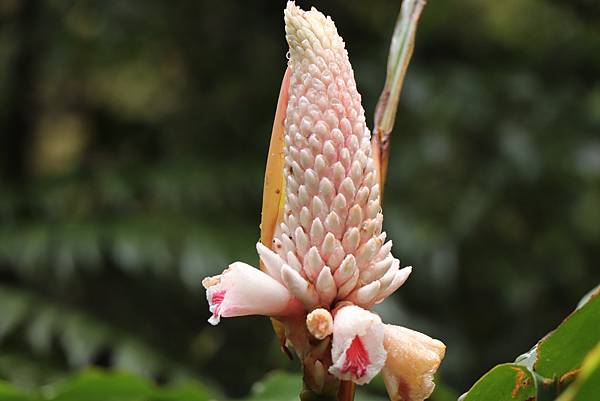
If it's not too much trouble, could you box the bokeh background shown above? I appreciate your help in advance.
[0,0,599,399]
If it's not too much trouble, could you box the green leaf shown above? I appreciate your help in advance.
[429,376,460,401]
[235,371,392,401]
[241,371,301,401]
[0,380,40,401]
[153,382,213,401]
[48,369,214,401]
[459,364,537,401]
[534,287,600,380]
[59,315,108,368]
[0,352,65,390]
[26,308,59,355]
[557,342,600,401]
[0,288,30,340]
[50,370,154,401]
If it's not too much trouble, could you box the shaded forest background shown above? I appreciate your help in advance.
[0,0,599,398]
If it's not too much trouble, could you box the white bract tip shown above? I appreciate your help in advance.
[347,280,381,307]
[315,266,337,306]
[256,242,286,283]
[375,266,412,304]
[281,263,319,310]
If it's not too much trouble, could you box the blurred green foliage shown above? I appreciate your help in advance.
[0,369,214,401]
[0,0,599,399]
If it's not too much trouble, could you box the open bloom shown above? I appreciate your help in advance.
[202,2,445,398]
[329,305,386,385]
[203,262,302,325]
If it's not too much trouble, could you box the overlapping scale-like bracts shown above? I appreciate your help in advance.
[203,3,445,394]
[257,3,411,311]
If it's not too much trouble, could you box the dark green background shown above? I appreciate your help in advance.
[0,0,599,398]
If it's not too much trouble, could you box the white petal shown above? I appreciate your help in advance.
[329,305,386,385]
[203,262,297,325]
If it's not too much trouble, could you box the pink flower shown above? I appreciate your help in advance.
[202,262,301,325]
[329,305,386,385]
[202,2,445,394]
[205,1,411,325]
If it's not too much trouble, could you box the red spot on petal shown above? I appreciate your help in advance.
[341,335,370,378]
[211,290,226,318]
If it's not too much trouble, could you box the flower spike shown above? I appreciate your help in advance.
[281,0,405,309]
[203,2,440,400]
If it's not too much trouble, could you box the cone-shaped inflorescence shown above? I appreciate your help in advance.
[203,3,444,399]
[269,1,412,311]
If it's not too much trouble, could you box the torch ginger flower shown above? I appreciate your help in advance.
[202,2,445,400]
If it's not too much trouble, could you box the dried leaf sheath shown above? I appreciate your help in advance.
[261,67,291,250]
[260,67,292,356]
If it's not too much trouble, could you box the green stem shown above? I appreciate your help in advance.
[373,0,426,195]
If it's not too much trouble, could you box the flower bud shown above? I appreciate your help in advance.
[381,325,446,401]
[306,308,334,340]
